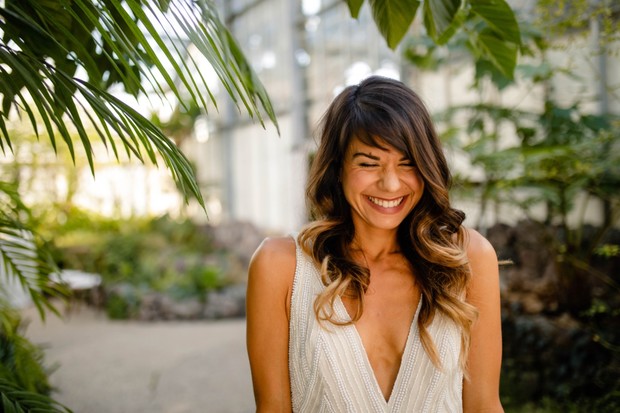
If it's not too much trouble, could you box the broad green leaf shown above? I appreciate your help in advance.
[369,0,421,49]
[423,0,463,43]
[470,0,521,44]
[346,0,365,18]
[474,28,517,79]
[474,59,513,89]
[403,36,443,70]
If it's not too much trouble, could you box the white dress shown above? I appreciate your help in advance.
[289,236,464,412]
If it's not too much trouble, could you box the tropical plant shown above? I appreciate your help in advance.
[0,0,276,407]
[0,0,275,306]
[0,0,276,201]
[448,99,619,304]
[345,0,522,81]
[0,302,52,394]
[0,378,73,413]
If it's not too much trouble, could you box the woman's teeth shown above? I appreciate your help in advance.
[368,196,404,208]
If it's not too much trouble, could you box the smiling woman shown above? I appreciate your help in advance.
[246,76,504,412]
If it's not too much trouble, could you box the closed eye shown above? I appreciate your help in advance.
[359,163,379,167]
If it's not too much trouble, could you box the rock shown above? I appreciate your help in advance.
[202,221,268,266]
[116,282,248,321]
[167,298,203,320]
[520,292,545,314]
[203,284,247,319]
[138,293,205,320]
[138,292,167,321]
[490,220,559,313]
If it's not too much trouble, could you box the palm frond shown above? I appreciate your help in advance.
[0,0,278,204]
[0,183,67,321]
[0,378,73,413]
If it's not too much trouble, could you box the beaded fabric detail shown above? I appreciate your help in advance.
[289,235,464,412]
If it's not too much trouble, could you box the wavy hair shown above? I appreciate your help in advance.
[298,76,478,370]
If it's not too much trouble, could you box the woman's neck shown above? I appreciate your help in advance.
[350,227,401,261]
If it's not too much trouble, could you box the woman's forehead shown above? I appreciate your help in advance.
[345,135,408,157]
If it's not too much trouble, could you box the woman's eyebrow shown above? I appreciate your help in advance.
[351,152,412,162]
[351,152,380,161]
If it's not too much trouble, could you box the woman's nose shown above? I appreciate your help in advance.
[379,167,401,192]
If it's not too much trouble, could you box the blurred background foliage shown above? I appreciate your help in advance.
[40,208,229,319]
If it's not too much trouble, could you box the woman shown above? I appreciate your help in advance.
[246,76,503,412]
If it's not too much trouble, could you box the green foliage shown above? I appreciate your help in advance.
[417,1,620,407]
[444,100,620,237]
[0,183,68,321]
[175,265,221,301]
[0,378,72,413]
[43,209,227,318]
[1,0,278,206]
[347,0,521,79]
[369,0,421,49]
[0,185,70,412]
[535,0,619,45]
[405,18,547,90]
[104,286,140,320]
[0,304,53,397]
[0,0,275,409]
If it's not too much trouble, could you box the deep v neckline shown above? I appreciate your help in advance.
[335,295,423,406]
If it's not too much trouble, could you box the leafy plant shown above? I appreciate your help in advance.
[345,0,522,80]
[0,303,52,395]
[443,99,620,310]
[0,378,72,413]
[44,210,228,318]
[0,0,278,406]
[0,0,277,202]
[0,0,277,321]
[0,182,68,320]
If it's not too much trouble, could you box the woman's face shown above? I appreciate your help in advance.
[341,136,425,233]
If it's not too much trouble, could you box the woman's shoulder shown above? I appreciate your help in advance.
[463,227,497,262]
[462,227,500,293]
[249,236,297,284]
[252,235,297,261]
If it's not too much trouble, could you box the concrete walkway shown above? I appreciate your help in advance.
[22,305,255,413]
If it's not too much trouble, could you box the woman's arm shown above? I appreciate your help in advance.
[246,237,296,412]
[463,228,504,413]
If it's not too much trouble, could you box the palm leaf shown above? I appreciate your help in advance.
[0,379,73,413]
[0,0,278,204]
[0,183,67,321]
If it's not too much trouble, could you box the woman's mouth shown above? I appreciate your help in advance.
[367,196,405,208]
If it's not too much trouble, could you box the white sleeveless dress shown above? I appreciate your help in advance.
[289,236,464,412]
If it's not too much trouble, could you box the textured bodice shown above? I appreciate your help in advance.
[288,236,464,412]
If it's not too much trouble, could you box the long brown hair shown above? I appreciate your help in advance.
[298,76,477,370]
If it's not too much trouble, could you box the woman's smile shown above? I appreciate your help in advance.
[366,195,407,211]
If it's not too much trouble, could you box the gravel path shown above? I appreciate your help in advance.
[21,306,255,413]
